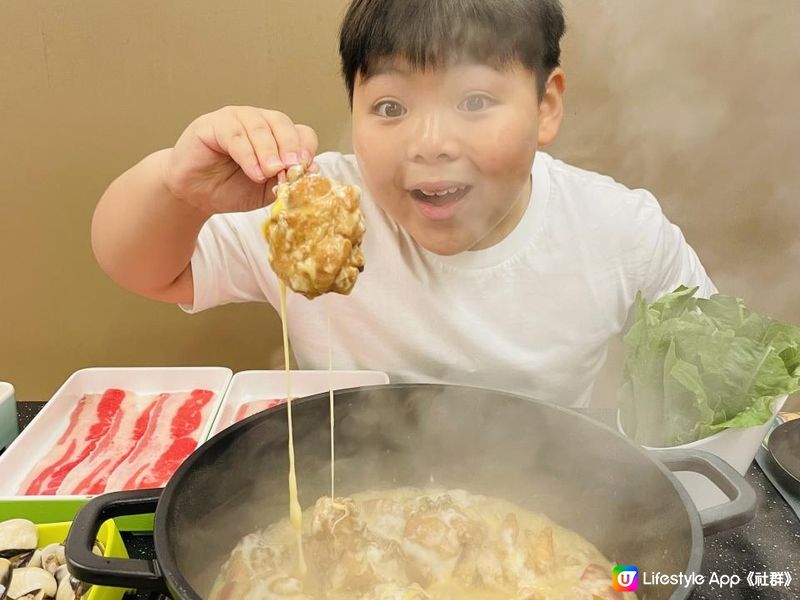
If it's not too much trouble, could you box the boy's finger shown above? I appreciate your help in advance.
[235,110,284,179]
[261,110,302,166]
[296,124,319,167]
[216,122,266,183]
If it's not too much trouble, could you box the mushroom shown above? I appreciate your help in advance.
[55,574,88,600]
[5,552,33,570]
[22,551,41,571]
[39,545,61,575]
[0,521,37,560]
[1,557,12,600]
[53,566,68,585]
[54,564,91,600]
[6,567,56,599]
[13,591,45,600]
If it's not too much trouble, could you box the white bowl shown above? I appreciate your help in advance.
[617,394,788,510]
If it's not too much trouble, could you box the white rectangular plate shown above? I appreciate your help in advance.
[0,366,233,500]
[209,369,390,436]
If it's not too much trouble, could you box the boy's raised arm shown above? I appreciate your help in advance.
[90,106,318,305]
[92,148,206,304]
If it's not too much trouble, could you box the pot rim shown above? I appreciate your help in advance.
[154,382,705,600]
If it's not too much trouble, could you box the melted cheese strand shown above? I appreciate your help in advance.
[270,165,317,575]
[280,272,306,575]
[327,307,335,500]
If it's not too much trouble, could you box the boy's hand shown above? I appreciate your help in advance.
[162,106,319,215]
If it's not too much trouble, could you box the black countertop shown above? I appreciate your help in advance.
[14,401,800,599]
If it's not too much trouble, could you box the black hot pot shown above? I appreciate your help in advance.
[65,384,756,599]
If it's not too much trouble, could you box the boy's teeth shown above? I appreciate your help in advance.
[421,186,464,197]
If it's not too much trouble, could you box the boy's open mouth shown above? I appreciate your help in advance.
[410,186,471,204]
[408,183,472,220]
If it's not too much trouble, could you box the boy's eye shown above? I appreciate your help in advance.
[373,100,406,118]
[458,94,494,112]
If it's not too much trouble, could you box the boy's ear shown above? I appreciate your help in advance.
[538,68,565,147]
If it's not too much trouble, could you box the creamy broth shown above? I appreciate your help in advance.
[209,488,635,600]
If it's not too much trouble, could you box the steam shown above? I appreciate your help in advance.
[552,0,800,321]
[176,386,689,598]
[181,2,799,593]
[335,1,799,322]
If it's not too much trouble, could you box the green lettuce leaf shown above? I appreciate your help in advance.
[619,287,800,446]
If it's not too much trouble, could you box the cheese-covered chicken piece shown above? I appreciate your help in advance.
[308,497,408,594]
[263,165,365,299]
[209,533,311,600]
[400,495,485,587]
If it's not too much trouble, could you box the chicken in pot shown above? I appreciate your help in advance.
[209,488,632,600]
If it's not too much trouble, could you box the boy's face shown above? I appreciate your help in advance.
[352,59,563,255]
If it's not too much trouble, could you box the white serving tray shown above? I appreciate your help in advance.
[209,369,390,436]
[0,382,18,453]
[0,367,233,500]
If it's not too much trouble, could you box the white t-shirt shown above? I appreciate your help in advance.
[183,151,716,407]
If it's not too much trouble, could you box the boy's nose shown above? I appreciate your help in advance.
[406,113,460,164]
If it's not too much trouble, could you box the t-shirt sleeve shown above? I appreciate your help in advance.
[636,192,718,304]
[179,210,277,314]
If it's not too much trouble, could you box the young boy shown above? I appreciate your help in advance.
[92,0,716,408]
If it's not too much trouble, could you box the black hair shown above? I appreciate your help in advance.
[339,0,566,105]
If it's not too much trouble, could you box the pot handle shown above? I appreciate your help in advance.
[65,488,167,592]
[653,449,757,536]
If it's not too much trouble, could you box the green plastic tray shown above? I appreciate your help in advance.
[0,499,154,532]
[11,519,131,600]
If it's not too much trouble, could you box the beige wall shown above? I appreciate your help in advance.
[1,1,798,402]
